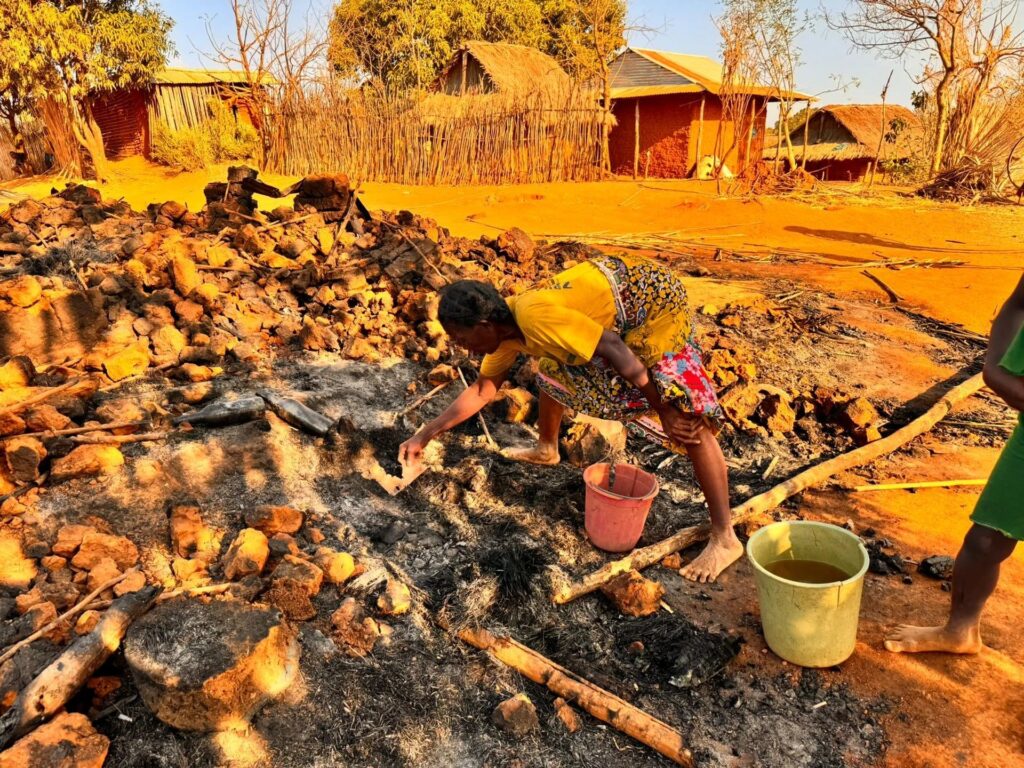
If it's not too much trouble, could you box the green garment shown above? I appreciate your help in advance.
[970,326,1024,539]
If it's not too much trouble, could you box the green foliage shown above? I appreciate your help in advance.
[327,0,625,89]
[151,100,259,171]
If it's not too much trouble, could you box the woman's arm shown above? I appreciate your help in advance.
[593,330,702,445]
[983,275,1024,412]
[399,372,506,463]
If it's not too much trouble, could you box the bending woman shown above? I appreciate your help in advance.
[399,254,741,582]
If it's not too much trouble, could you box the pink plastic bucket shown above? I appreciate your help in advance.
[583,463,660,553]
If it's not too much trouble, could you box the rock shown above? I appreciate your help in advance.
[496,387,535,424]
[271,555,323,596]
[378,519,409,545]
[316,548,356,585]
[223,528,269,580]
[0,275,42,308]
[169,505,221,558]
[244,505,303,535]
[0,357,34,390]
[0,711,109,768]
[124,598,299,731]
[159,200,188,221]
[918,555,955,580]
[151,325,186,358]
[264,579,316,621]
[23,405,72,432]
[103,342,150,381]
[316,227,335,255]
[3,435,46,482]
[839,397,880,431]
[377,579,411,616]
[496,228,536,263]
[175,299,205,324]
[0,412,26,437]
[50,445,124,482]
[75,610,102,635]
[114,569,147,596]
[720,384,761,426]
[268,533,299,558]
[171,254,201,296]
[600,570,665,617]
[661,553,683,570]
[491,694,539,736]
[52,524,96,558]
[427,364,457,386]
[72,532,139,571]
[330,598,386,657]
[757,393,796,434]
[553,697,581,733]
[41,555,67,572]
[562,415,626,468]
[86,557,122,591]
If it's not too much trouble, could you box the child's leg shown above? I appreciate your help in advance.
[675,416,744,583]
[885,523,1017,654]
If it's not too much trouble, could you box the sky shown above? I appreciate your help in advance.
[159,0,990,110]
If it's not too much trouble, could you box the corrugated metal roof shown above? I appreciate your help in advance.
[153,68,277,86]
[609,48,810,101]
[609,84,705,99]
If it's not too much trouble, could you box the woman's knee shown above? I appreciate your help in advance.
[963,524,1018,562]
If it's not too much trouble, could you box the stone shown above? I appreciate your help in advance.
[175,299,205,324]
[496,387,535,424]
[159,200,188,221]
[114,569,148,596]
[0,711,109,768]
[223,528,269,580]
[316,548,356,585]
[0,412,26,437]
[496,227,536,263]
[0,357,34,390]
[491,694,539,736]
[427,364,457,386]
[918,555,955,580]
[839,397,880,431]
[75,610,102,635]
[330,598,385,657]
[757,393,796,434]
[169,505,221,558]
[171,255,201,296]
[316,227,335,255]
[151,325,187,358]
[124,598,299,732]
[561,415,626,468]
[268,533,299,558]
[50,445,125,482]
[0,275,42,308]
[376,579,411,616]
[23,405,72,433]
[271,555,323,596]
[103,342,150,381]
[52,524,96,558]
[3,436,46,482]
[600,570,665,617]
[86,557,122,591]
[41,555,67,572]
[244,505,304,536]
[661,553,683,570]
[553,697,581,733]
[264,579,316,621]
[172,557,207,582]
[72,532,139,571]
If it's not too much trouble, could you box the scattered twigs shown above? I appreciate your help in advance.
[0,420,150,442]
[0,569,137,667]
[400,380,452,416]
[861,270,902,303]
[457,368,496,448]
[460,627,692,766]
[0,472,48,506]
[67,430,171,445]
[852,478,987,492]
[554,371,987,604]
[0,379,83,417]
[0,586,159,749]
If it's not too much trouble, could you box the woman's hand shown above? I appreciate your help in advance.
[398,431,430,470]
[658,406,705,446]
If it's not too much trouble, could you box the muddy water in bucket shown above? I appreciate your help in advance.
[583,463,659,553]
[747,521,869,668]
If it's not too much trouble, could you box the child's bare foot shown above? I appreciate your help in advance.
[884,623,982,654]
[680,531,744,583]
[502,443,560,466]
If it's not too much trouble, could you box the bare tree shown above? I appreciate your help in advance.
[828,0,1024,175]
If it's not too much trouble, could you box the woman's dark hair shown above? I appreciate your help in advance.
[438,280,514,327]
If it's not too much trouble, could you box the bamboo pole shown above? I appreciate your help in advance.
[633,100,640,180]
[853,478,987,492]
[459,626,692,766]
[801,100,812,172]
[696,95,706,173]
[553,371,987,605]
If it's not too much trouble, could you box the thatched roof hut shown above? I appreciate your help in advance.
[768,104,924,162]
[432,41,571,100]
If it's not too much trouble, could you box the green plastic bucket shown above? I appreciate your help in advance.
[746,521,870,668]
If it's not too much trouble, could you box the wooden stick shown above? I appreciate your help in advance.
[66,430,170,445]
[862,270,902,303]
[0,379,82,417]
[0,586,159,749]
[853,478,988,492]
[458,368,496,448]
[0,420,150,442]
[553,371,987,604]
[0,569,136,666]
[459,626,692,766]
[400,380,452,416]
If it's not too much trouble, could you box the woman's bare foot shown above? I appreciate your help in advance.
[680,531,744,583]
[502,443,560,466]
[884,623,982,654]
